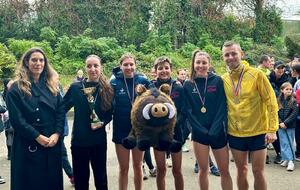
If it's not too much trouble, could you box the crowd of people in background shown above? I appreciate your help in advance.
[0,42,300,190]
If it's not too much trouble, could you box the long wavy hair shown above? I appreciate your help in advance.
[277,82,295,109]
[15,47,58,96]
[85,55,114,111]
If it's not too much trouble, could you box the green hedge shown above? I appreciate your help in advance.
[0,43,16,79]
[285,34,300,58]
[0,32,292,80]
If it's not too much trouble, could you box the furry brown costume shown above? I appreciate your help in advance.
[122,84,182,152]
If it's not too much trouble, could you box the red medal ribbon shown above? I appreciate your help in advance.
[229,65,245,97]
[194,77,208,107]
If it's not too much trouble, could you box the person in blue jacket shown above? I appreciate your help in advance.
[110,53,150,190]
[63,55,113,190]
[183,50,232,190]
[151,56,185,190]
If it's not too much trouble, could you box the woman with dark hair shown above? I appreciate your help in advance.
[6,47,65,190]
[63,55,113,190]
[110,53,150,190]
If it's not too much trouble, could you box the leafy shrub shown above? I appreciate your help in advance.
[177,43,199,58]
[0,43,17,78]
[231,35,254,52]
[40,27,57,47]
[7,39,53,61]
[140,32,172,55]
[203,44,222,61]
[246,43,288,65]
[52,58,84,75]
[285,34,300,58]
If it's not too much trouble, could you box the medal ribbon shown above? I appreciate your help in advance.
[168,82,173,96]
[194,77,208,107]
[229,65,245,97]
[124,77,135,105]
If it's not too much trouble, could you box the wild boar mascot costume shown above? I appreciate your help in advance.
[122,84,182,152]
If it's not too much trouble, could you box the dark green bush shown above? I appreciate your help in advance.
[285,34,300,58]
[0,43,17,78]
[7,39,53,61]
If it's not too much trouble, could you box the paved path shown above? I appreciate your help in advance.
[1,119,300,190]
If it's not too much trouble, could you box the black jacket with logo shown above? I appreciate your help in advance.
[183,72,227,142]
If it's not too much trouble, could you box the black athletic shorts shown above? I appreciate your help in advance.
[228,134,267,151]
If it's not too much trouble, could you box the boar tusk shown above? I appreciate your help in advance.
[164,103,176,119]
[142,103,153,120]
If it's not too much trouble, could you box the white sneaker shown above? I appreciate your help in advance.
[149,167,157,177]
[287,161,295,171]
[0,176,5,184]
[143,166,148,180]
[281,160,288,167]
[166,158,172,168]
[182,144,189,152]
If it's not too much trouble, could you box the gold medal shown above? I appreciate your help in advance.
[230,65,245,105]
[194,77,208,114]
[233,97,239,104]
[201,106,206,113]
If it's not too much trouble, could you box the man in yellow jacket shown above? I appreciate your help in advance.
[222,41,278,190]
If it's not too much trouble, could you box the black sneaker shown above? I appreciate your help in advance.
[194,163,199,173]
[274,155,282,164]
[265,155,270,164]
[210,165,220,176]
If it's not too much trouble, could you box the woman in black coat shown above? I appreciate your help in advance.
[6,47,65,190]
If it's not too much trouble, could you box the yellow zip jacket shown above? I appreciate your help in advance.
[222,63,279,137]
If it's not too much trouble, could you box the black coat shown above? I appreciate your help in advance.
[6,80,64,190]
[269,71,291,97]
[278,97,298,129]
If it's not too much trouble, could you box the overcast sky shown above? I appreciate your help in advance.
[277,0,300,20]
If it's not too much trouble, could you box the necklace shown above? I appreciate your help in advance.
[194,77,208,113]
[124,77,135,105]
[229,65,245,104]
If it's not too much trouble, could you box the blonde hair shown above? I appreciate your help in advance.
[190,50,211,81]
[119,53,136,65]
[85,55,113,111]
[222,41,242,52]
[15,47,58,96]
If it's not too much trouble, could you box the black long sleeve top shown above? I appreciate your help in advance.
[63,80,112,147]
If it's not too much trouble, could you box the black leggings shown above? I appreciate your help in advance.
[71,144,107,190]
[272,131,281,156]
[144,148,154,170]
